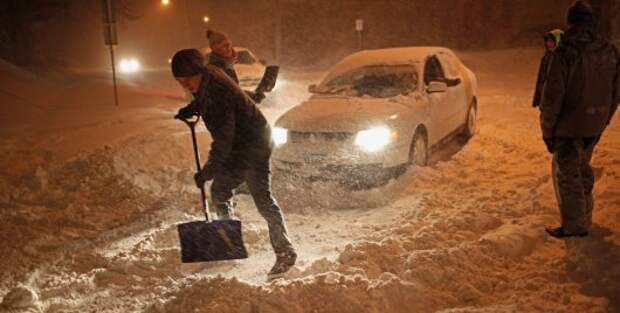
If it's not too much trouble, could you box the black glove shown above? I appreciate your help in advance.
[193,168,212,188]
[175,103,198,120]
[543,138,555,154]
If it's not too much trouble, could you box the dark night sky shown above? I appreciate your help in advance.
[1,0,618,69]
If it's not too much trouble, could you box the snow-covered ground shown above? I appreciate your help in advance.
[1,48,619,313]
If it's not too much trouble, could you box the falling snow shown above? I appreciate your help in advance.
[1,47,619,313]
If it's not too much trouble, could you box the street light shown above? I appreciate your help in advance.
[162,0,170,6]
[203,16,210,23]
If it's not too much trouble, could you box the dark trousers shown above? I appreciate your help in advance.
[551,137,599,233]
[211,158,294,255]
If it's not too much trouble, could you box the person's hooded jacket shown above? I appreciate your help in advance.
[533,29,563,107]
[540,24,620,139]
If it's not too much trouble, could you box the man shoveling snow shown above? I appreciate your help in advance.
[171,49,297,279]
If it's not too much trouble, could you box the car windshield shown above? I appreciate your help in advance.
[236,51,255,65]
[316,64,418,98]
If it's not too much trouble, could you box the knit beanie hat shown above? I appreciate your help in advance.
[566,0,594,25]
[206,29,229,47]
[171,49,205,78]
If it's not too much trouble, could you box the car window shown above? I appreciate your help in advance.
[237,51,255,65]
[316,65,418,98]
[437,52,460,78]
[424,56,446,85]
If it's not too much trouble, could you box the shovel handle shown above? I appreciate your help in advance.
[177,115,211,222]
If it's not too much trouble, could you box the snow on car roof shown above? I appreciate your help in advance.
[323,46,452,82]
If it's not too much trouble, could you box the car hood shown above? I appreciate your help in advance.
[276,95,411,132]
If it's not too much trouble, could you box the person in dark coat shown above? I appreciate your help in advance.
[206,29,265,103]
[206,29,239,83]
[540,0,620,238]
[533,29,564,107]
[171,49,296,277]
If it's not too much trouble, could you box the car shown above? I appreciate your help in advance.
[200,46,266,89]
[271,47,478,186]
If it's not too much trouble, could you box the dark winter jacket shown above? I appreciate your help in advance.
[207,52,239,84]
[187,65,272,180]
[533,30,564,108]
[540,25,620,139]
[533,52,553,107]
[208,52,265,103]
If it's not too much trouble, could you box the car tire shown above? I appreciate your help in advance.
[460,100,477,142]
[409,130,428,167]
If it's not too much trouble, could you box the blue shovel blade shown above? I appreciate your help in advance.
[177,219,248,263]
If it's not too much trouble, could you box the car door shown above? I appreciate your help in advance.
[423,55,453,142]
[437,51,469,132]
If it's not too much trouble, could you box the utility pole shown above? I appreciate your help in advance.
[355,19,364,50]
[101,0,119,106]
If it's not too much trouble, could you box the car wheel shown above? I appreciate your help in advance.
[409,131,428,167]
[460,101,477,142]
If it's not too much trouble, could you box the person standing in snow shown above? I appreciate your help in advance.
[540,0,620,238]
[206,29,239,83]
[532,29,564,108]
[206,29,265,103]
[170,49,297,278]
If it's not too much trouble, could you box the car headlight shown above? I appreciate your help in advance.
[119,58,141,74]
[272,127,288,146]
[355,126,392,152]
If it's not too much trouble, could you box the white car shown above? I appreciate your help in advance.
[201,46,266,89]
[272,47,478,186]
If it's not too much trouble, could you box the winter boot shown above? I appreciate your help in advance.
[545,226,588,238]
[267,250,297,280]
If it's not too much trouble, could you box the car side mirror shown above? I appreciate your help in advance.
[427,81,448,93]
[308,84,318,93]
[446,78,461,87]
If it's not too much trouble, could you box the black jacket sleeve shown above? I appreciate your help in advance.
[225,67,240,84]
[533,55,548,107]
[540,52,567,139]
[202,103,236,180]
[210,58,240,84]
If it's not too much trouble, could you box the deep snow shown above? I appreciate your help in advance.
[1,47,619,313]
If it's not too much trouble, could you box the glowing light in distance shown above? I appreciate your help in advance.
[119,58,141,74]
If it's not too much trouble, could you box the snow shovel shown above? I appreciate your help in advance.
[175,115,248,263]
[253,65,279,97]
